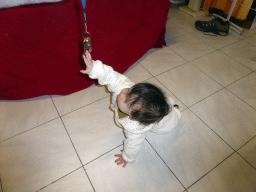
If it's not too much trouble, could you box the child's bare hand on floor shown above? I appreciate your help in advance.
[114,150,128,168]
[80,50,93,74]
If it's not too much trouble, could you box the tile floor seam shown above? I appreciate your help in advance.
[242,34,256,47]
[0,116,60,144]
[140,76,157,83]
[187,108,235,151]
[50,97,86,172]
[186,49,219,63]
[186,152,236,190]
[54,95,110,118]
[190,58,254,90]
[182,32,217,50]
[83,144,123,168]
[50,97,98,191]
[185,70,254,109]
[165,31,191,42]
[190,32,242,50]
[186,87,225,109]
[167,42,217,64]
[36,166,84,192]
[224,86,256,111]
[80,144,124,192]
[223,71,255,88]
[189,61,227,88]
[236,151,256,171]
[164,35,191,60]
[150,61,189,77]
[219,50,256,72]
[145,138,187,191]
[82,167,96,192]
[246,40,256,47]
[243,32,256,39]
[236,135,256,152]
[137,57,188,77]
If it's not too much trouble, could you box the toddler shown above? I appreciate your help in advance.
[80,50,181,168]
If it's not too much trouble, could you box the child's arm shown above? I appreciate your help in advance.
[122,130,146,163]
[116,115,152,163]
[80,50,134,93]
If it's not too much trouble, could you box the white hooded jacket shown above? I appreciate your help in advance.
[89,60,181,162]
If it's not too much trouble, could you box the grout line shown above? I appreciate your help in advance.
[191,32,242,50]
[80,144,124,192]
[137,53,189,77]
[236,135,256,152]
[50,97,84,166]
[36,166,84,191]
[36,143,123,192]
[166,35,217,60]
[224,71,255,88]
[235,135,256,171]
[188,62,255,108]
[186,70,255,110]
[186,87,225,109]
[186,152,236,190]
[83,144,123,168]
[236,151,256,171]
[224,86,256,111]
[187,107,236,151]
[81,167,96,192]
[0,117,60,144]
[49,97,97,191]
[56,95,110,118]
[145,138,187,191]
[167,30,255,73]
[219,50,256,72]
[51,98,83,165]
[189,61,226,88]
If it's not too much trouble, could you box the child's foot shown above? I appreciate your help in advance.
[174,104,179,110]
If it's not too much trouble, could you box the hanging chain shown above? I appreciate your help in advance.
[83,17,92,53]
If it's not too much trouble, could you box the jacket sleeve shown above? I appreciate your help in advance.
[122,129,146,163]
[116,116,148,163]
[88,60,134,93]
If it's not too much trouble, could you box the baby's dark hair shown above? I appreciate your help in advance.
[127,83,170,126]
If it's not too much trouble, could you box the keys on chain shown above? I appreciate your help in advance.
[83,18,92,53]
[83,36,92,53]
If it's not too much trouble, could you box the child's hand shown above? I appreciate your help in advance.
[80,50,93,74]
[114,150,128,168]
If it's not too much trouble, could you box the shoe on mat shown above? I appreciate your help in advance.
[195,17,230,36]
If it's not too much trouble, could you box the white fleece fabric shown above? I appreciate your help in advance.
[89,60,181,163]
[0,0,62,9]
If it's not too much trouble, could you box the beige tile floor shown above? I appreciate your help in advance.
[1,7,256,192]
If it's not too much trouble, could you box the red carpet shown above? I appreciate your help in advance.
[0,0,169,100]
